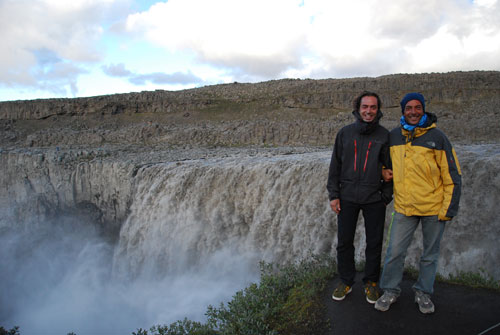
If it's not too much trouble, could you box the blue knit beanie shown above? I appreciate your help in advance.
[400,92,426,114]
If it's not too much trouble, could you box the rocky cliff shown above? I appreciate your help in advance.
[1,71,499,148]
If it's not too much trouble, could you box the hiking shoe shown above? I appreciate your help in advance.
[415,290,435,314]
[364,281,380,304]
[374,291,398,311]
[332,283,352,301]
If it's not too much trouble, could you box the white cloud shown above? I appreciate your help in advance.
[474,0,497,7]
[0,0,125,95]
[124,0,500,80]
[1,0,500,100]
[125,0,309,80]
[403,0,500,73]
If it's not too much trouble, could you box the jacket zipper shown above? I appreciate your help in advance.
[363,141,372,172]
[354,140,357,171]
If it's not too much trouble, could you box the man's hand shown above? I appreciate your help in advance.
[382,168,393,182]
[330,199,341,214]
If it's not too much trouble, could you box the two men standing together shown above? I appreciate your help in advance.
[327,91,462,313]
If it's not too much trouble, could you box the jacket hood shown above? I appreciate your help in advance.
[424,112,438,127]
[352,109,383,134]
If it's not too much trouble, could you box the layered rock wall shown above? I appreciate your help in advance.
[1,71,500,120]
[0,149,134,234]
[2,71,499,148]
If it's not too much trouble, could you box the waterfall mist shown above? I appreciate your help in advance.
[0,216,259,335]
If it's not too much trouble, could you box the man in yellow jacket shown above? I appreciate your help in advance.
[374,92,462,314]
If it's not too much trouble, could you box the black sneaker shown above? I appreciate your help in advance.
[332,283,352,301]
[364,281,380,304]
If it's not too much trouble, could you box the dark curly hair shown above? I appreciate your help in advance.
[353,91,382,113]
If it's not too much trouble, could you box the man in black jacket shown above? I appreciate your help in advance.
[327,91,392,304]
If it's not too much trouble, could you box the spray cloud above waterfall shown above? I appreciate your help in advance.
[0,211,258,334]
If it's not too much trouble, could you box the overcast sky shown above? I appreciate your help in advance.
[1,0,499,101]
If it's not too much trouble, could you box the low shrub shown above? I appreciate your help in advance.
[405,266,500,292]
[132,319,216,335]
[0,326,19,335]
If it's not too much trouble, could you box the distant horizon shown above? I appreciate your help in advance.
[2,69,498,103]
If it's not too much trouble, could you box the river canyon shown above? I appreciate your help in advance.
[1,71,499,334]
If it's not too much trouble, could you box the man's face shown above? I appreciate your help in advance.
[403,100,424,125]
[359,96,378,123]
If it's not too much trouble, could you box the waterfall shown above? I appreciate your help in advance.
[0,151,338,335]
[112,152,335,278]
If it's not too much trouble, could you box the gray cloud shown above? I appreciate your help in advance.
[200,48,306,81]
[129,71,202,85]
[369,1,452,41]
[102,63,133,77]
[0,47,87,96]
[307,50,410,80]
[102,63,203,86]
[35,50,87,96]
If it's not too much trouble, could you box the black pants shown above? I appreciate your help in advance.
[337,199,386,286]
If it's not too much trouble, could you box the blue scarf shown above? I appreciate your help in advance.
[400,113,428,131]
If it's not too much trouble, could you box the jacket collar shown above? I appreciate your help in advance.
[401,113,437,141]
[352,109,383,134]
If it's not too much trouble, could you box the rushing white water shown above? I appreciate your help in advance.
[113,153,334,278]
[0,152,336,335]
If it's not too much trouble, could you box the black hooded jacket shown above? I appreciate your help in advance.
[326,110,393,204]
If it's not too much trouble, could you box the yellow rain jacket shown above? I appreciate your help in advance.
[389,113,461,221]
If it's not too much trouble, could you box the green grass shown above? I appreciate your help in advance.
[438,270,500,291]
[404,266,500,292]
